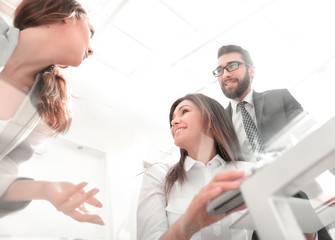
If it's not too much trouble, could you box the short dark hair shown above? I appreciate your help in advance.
[217,45,253,66]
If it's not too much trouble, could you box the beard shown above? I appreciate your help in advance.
[220,71,251,100]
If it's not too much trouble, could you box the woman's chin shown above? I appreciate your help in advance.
[72,60,83,67]
[63,58,83,67]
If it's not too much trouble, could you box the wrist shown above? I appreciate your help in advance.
[178,214,199,239]
[160,214,198,240]
[38,181,54,201]
[20,180,49,200]
[1,179,46,201]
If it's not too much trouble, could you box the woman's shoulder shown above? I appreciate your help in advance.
[138,162,171,187]
[143,162,171,176]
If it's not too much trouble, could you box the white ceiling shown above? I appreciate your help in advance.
[1,0,335,160]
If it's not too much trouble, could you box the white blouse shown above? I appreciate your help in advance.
[0,76,49,217]
[137,155,255,240]
[0,17,50,217]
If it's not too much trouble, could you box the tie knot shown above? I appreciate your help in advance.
[237,101,247,109]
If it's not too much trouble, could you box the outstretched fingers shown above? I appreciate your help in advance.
[60,187,100,213]
[85,196,103,208]
[78,188,103,208]
[68,209,105,225]
[61,186,105,225]
[45,181,105,225]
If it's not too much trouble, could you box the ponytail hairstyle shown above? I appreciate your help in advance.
[13,0,87,134]
[165,93,244,195]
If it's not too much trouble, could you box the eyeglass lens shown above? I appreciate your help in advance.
[214,62,240,77]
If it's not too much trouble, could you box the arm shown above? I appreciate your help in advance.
[0,179,104,225]
[282,89,304,121]
[137,168,246,240]
[159,170,246,240]
[0,154,30,217]
[137,164,170,240]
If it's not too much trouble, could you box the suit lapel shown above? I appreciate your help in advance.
[253,91,264,134]
[226,102,233,120]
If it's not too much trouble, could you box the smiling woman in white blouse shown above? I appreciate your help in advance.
[137,93,254,240]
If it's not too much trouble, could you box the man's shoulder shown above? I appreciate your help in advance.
[254,88,288,95]
[253,88,292,101]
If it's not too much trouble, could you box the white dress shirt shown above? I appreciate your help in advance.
[230,90,258,162]
[137,155,254,240]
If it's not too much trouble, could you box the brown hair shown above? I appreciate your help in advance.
[165,93,243,194]
[13,0,87,134]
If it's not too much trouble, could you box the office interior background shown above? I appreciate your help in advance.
[1,0,335,239]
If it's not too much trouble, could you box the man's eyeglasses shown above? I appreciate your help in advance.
[212,61,250,77]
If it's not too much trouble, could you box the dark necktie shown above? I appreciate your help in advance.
[237,101,264,157]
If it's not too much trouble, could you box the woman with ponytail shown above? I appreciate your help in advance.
[137,93,253,239]
[137,93,318,240]
[0,0,104,225]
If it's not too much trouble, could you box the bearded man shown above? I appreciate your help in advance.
[213,45,303,160]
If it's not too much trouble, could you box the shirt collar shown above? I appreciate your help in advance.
[184,154,226,172]
[230,90,254,114]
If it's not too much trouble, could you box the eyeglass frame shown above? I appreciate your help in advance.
[212,61,251,77]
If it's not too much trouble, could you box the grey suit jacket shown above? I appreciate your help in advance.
[228,91,332,239]
[226,89,304,148]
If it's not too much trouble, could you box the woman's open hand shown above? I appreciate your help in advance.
[42,181,105,225]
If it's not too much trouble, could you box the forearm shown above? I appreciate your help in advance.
[159,214,198,240]
[1,180,104,225]
[1,179,47,202]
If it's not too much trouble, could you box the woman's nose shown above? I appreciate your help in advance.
[88,45,94,56]
[171,117,180,126]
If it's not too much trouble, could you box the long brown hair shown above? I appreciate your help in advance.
[13,0,87,134]
[165,93,243,194]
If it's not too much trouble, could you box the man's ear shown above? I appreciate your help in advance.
[249,65,255,81]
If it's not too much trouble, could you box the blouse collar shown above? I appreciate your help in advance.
[184,154,226,172]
